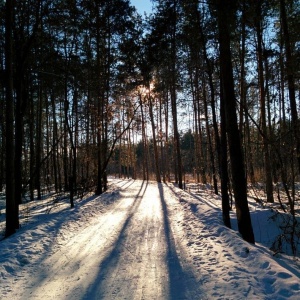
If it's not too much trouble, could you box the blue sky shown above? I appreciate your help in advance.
[130,0,153,15]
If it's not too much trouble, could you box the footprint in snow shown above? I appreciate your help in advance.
[277,271,292,279]
[260,261,270,270]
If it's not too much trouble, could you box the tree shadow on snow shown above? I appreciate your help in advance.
[5,189,127,296]
[80,181,201,299]
[82,180,148,299]
[157,182,189,300]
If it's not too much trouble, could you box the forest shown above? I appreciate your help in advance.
[0,0,299,245]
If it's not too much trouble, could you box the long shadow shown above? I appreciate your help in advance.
[9,181,145,298]
[116,178,136,189]
[0,186,128,294]
[158,182,188,300]
[168,182,218,210]
[82,180,148,299]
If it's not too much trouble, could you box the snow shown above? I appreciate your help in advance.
[0,178,299,299]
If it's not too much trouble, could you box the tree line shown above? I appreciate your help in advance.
[1,0,299,244]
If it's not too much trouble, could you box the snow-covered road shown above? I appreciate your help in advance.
[1,180,199,299]
[0,179,299,299]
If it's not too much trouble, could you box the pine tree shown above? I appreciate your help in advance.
[214,0,255,243]
[5,0,16,237]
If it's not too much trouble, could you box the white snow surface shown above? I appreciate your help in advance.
[0,178,299,299]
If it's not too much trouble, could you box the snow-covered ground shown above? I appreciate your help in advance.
[0,178,299,299]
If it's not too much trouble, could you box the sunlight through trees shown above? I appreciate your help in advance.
[0,0,299,242]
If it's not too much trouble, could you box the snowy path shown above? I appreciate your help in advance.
[1,179,299,299]
[1,180,199,299]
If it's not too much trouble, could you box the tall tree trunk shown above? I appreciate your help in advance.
[72,85,78,194]
[203,83,218,194]
[102,25,110,192]
[14,71,25,214]
[164,91,170,182]
[159,95,166,183]
[216,0,255,243]
[191,80,201,183]
[255,4,274,203]
[245,106,255,184]
[63,82,69,191]
[139,95,148,180]
[85,87,91,183]
[220,76,231,229]
[64,82,75,208]
[279,0,300,173]
[148,92,161,183]
[171,93,182,188]
[29,88,35,202]
[197,6,221,188]
[95,3,103,195]
[0,93,4,192]
[5,0,16,237]
[239,0,246,134]
[197,99,206,184]
[170,0,183,189]
[50,93,59,192]
[35,84,43,200]
[45,94,50,191]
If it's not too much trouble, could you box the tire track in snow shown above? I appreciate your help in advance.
[82,180,186,299]
[5,182,144,299]
[6,180,195,299]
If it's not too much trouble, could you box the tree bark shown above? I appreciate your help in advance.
[148,92,161,183]
[215,0,255,243]
[35,84,43,200]
[203,83,218,194]
[255,3,274,203]
[170,0,183,189]
[279,0,300,173]
[220,76,231,229]
[5,0,17,237]
[139,95,149,181]
[50,93,59,192]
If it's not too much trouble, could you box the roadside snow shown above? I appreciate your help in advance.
[0,179,299,299]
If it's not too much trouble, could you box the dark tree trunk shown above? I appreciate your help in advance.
[197,102,206,184]
[216,0,255,243]
[63,82,69,191]
[191,82,201,184]
[14,71,25,213]
[203,83,218,194]
[148,92,161,183]
[0,94,4,192]
[164,91,170,182]
[280,0,300,174]
[255,3,274,203]
[139,95,148,181]
[5,0,16,237]
[197,7,221,189]
[95,104,103,196]
[50,93,59,192]
[95,2,104,195]
[64,94,75,208]
[29,88,35,202]
[170,0,183,189]
[239,0,246,134]
[35,85,43,200]
[220,77,231,229]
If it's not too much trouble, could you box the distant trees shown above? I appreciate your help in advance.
[144,0,184,188]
